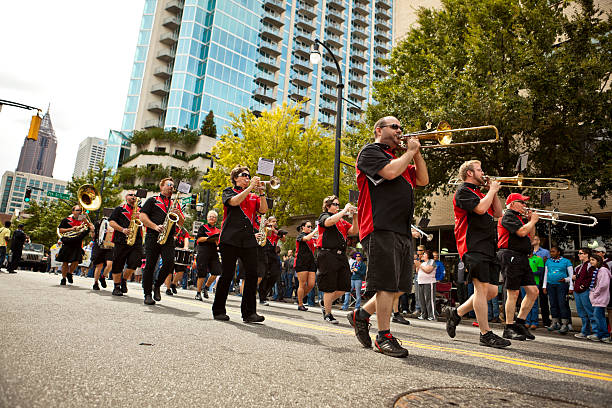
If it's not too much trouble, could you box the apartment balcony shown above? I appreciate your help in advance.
[264,0,285,13]
[263,9,284,28]
[154,66,172,79]
[261,24,283,42]
[325,32,343,49]
[256,55,279,71]
[325,20,343,36]
[292,56,312,72]
[254,70,278,87]
[374,51,388,61]
[349,74,366,88]
[376,7,391,21]
[144,119,160,129]
[162,17,180,30]
[373,64,387,76]
[327,0,345,11]
[156,48,175,62]
[374,40,390,53]
[351,36,367,50]
[348,87,366,100]
[150,83,170,96]
[147,102,166,114]
[301,0,317,6]
[289,87,309,102]
[293,42,311,59]
[253,87,276,104]
[352,13,368,27]
[321,84,338,100]
[159,32,178,45]
[348,103,364,114]
[294,29,314,46]
[351,24,368,38]
[352,0,369,15]
[350,48,367,62]
[319,99,337,114]
[326,6,344,23]
[375,0,392,9]
[259,39,282,56]
[322,72,339,87]
[374,28,391,42]
[295,13,316,32]
[350,61,367,76]
[296,1,317,19]
[319,114,336,128]
[251,101,273,116]
[290,71,310,87]
[165,0,183,14]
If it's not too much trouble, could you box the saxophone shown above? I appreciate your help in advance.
[157,193,181,245]
[256,215,268,247]
[126,198,143,246]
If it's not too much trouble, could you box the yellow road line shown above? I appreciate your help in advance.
[166,297,612,382]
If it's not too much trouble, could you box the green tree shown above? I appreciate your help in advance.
[202,102,335,225]
[21,201,65,249]
[201,110,217,139]
[364,0,611,211]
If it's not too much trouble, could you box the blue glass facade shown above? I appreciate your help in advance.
[104,130,133,171]
[122,0,392,132]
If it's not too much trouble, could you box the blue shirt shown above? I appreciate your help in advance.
[534,247,550,261]
[545,257,572,286]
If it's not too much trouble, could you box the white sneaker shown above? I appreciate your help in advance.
[417,315,424,320]
[602,337,611,344]
[587,334,600,341]
[574,333,587,339]
[427,317,435,321]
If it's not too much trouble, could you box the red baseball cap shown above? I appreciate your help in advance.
[506,193,530,206]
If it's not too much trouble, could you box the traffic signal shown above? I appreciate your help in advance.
[27,113,42,141]
[190,194,197,210]
[24,187,32,202]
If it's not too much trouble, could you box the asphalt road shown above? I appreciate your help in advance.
[1,270,610,407]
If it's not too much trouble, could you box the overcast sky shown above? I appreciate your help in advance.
[0,1,144,181]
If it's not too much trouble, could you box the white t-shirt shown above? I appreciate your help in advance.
[417,259,437,284]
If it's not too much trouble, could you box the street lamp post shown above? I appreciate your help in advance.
[311,39,343,198]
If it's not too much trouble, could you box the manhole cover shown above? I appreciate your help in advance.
[394,387,585,408]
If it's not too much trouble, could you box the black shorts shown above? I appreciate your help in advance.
[196,246,222,278]
[498,250,536,290]
[295,253,316,272]
[463,252,499,285]
[111,242,143,275]
[55,243,83,263]
[361,230,412,293]
[91,245,113,266]
[316,249,350,293]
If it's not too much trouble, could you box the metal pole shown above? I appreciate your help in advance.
[97,169,107,220]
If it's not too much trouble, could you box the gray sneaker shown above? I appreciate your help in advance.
[587,334,600,342]
[574,332,587,339]
[559,324,569,334]
[602,337,611,344]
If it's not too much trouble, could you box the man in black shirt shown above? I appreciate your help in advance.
[139,178,179,305]
[56,205,93,285]
[7,224,27,273]
[446,160,509,348]
[108,190,144,297]
[348,116,427,358]
[212,166,268,323]
[195,210,221,301]
[498,193,539,341]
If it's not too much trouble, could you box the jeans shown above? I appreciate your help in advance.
[574,290,596,335]
[487,295,499,321]
[548,283,571,320]
[306,288,316,306]
[593,307,610,339]
[538,281,551,326]
[0,246,6,268]
[343,279,362,309]
[521,287,539,326]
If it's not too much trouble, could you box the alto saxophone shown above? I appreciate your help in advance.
[126,198,143,246]
[157,193,181,245]
[256,215,268,247]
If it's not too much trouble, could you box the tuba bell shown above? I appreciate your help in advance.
[57,184,101,239]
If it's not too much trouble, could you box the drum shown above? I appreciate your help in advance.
[174,249,193,266]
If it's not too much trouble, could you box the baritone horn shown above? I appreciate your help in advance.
[399,121,499,149]
[525,208,598,227]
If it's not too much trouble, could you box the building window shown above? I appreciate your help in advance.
[155,147,166,153]
[174,150,186,157]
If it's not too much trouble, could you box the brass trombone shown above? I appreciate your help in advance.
[448,174,570,190]
[411,224,433,241]
[399,121,499,149]
[525,208,598,227]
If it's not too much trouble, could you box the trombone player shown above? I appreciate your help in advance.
[56,204,93,286]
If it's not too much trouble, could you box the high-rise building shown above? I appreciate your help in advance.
[16,110,57,177]
[0,171,68,215]
[72,137,107,178]
[104,130,133,171]
[121,0,393,133]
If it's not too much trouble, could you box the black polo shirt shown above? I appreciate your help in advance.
[219,186,262,248]
[356,142,416,240]
[196,223,220,249]
[140,194,175,238]
[295,231,315,263]
[453,182,497,258]
[317,212,352,251]
[109,203,143,245]
[497,209,531,254]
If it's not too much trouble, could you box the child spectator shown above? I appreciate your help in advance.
[587,254,611,343]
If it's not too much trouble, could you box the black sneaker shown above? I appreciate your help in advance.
[93,282,100,291]
[324,314,339,324]
[99,276,107,288]
[347,310,372,348]
[446,307,461,338]
[121,279,128,294]
[297,305,308,311]
[66,273,73,284]
[60,278,66,286]
[513,323,535,340]
[153,286,162,302]
[320,299,326,317]
[243,313,265,323]
[480,331,511,348]
[503,325,527,341]
[202,287,209,299]
[392,313,411,325]
[165,288,173,296]
[170,283,177,294]
[144,294,155,305]
[195,292,203,301]
[374,334,409,358]
[112,286,123,296]
[213,313,230,321]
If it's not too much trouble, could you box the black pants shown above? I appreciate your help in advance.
[258,251,281,302]
[142,234,174,295]
[213,243,258,318]
[538,281,551,326]
[8,247,22,272]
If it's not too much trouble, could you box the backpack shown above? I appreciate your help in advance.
[435,261,446,282]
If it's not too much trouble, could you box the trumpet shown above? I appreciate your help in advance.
[524,208,598,227]
[345,204,358,216]
[398,121,499,149]
[411,224,433,241]
[259,176,281,190]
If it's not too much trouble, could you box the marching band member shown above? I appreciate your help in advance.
[139,178,180,305]
[164,225,190,296]
[294,220,317,311]
[212,166,268,322]
[258,216,286,305]
[56,204,93,286]
[90,219,113,291]
[108,190,144,297]
[195,210,221,301]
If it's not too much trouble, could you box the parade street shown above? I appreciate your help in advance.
[1,271,610,408]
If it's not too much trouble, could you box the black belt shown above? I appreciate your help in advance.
[320,248,344,255]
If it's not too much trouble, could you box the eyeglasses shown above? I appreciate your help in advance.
[238,173,251,178]
[165,183,174,187]
[417,249,424,252]
[73,209,82,212]
[578,251,585,255]
[305,225,312,228]
[330,203,340,207]
[379,123,404,133]
[126,193,135,197]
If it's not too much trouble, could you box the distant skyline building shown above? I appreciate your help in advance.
[0,171,68,215]
[72,137,107,178]
[16,110,57,178]
[121,0,393,133]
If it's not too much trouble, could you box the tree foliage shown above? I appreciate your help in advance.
[201,103,335,225]
[116,164,202,191]
[130,127,200,148]
[201,110,217,139]
[363,0,611,211]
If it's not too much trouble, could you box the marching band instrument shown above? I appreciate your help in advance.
[399,121,499,149]
[448,174,571,190]
[126,197,144,246]
[157,192,181,245]
[524,208,598,227]
[257,215,268,247]
[260,176,281,190]
[98,218,114,249]
[57,184,100,239]
[411,224,433,241]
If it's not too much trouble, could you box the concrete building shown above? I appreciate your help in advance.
[0,171,68,215]
[121,0,394,133]
[16,110,58,178]
[72,137,107,178]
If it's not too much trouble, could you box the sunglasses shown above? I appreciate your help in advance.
[126,193,135,197]
[330,203,340,207]
[380,123,403,132]
[305,225,312,228]
[238,172,251,178]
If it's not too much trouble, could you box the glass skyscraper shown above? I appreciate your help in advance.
[122,0,392,133]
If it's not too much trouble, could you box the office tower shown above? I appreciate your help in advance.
[0,171,68,215]
[72,137,107,178]
[104,130,133,171]
[16,110,57,177]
